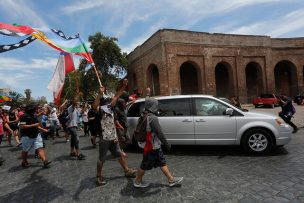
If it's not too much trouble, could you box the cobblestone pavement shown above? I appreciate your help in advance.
[1,106,304,202]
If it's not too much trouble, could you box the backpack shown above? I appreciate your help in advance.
[58,109,69,124]
[133,113,149,142]
[290,104,296,115]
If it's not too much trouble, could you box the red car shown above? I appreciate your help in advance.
[252,94,280,108]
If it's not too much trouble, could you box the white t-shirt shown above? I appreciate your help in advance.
[82,109,89,123]
[67,105,78,128]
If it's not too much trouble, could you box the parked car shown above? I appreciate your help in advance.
[294,94,304,105]
[127,95,292,154]
[252,94,280,108]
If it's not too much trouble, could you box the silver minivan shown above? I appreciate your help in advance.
[127,95,292,154]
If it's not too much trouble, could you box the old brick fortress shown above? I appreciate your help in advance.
[127,29,304,102]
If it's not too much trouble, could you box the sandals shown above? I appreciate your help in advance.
[125,168,137,178]
[96,176,107,186]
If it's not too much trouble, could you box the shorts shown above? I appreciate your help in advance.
[99,139,121,162]
[140,149,167,170]
[21,134,44,152]
[9,123,18,131]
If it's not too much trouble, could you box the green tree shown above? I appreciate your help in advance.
[24,89,32,105]
[8,91,24,107]
[62,32,128,102]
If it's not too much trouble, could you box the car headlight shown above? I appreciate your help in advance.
[275,118,284,125]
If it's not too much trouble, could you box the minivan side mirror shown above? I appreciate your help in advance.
[225,108,234,116]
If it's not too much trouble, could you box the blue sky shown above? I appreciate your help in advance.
[1,0,304,102]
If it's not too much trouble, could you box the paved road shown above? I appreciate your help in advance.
[0,106,304,202]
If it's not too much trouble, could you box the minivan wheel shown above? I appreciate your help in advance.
[242,129,273,154]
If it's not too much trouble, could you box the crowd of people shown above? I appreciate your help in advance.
[0,80,183,188]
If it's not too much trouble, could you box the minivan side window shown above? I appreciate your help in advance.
[194,98,228,116]
[158,99,191,117]
[127,102,145,117]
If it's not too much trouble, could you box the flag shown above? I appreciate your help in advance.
[0,22,35,37]
[47,52,75,105]
[0,35,36,53]
[32,28,94,64]
[0,94,12,103]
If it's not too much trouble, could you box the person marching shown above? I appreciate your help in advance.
[279,94,298,133]
[19,103,51,168]
[133,98,183,188]
[93,79,137,186]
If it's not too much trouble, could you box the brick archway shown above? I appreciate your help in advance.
[274,60,298,96]
[246,62,263,102]
[179,61,199,94]
[215,62,234,98]
[147,64,160,96]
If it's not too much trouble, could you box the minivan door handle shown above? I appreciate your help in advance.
[182,119,192,122]
[196,119,206,122]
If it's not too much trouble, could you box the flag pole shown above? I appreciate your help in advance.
[92,65,103,88]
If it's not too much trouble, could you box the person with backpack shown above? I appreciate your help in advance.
[133,98,183,188]
[279,94,298,133]
[93,80,137,186]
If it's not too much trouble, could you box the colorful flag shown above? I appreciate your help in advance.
[32,28,94,64]
[0,22,35,37]
[0,94,12,103]
[0,35,36,53]
[47,52,75,105]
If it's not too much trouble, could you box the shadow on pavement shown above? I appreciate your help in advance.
[165,145,289,158]
[126,144,289,158]
[0,168,65,202]
[81,146,95,150]
[120,178,162,198]
[72,177,96,201]
[53,155,74,163]
[52,140,67,145]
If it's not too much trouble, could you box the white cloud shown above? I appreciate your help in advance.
[0,0,48,27]
[0,56,57,89]
[226,8,304,37]
[0,56,57,71]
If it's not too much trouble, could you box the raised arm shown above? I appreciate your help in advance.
[111,79,128,108]
[92,86,105,111]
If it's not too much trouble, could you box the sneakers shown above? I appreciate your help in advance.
[125,168,137,178]
[169,177,183,187]
[96,176,107,186]
[43,160,52,167]
[133,181,150,188]
[77,154,86,160]
[21,161,30,168]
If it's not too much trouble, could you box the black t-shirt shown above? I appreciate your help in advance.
[19,113,39,138]
[88,109,101,129]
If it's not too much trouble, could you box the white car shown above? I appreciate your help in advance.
[127,95,292,154]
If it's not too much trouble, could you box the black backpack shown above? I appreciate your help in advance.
[58,109,69,124]
[133,113,149,142]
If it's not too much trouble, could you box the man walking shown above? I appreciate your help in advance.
[279,94,298,133]
[134,98,183,188]
[93,80,137,186]
[19,103,51,168]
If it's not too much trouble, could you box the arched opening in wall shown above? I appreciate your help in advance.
[215,62,234,98]
[274,60,298,96]
[180,62,199,94]
[147,64,160,96]
[245,62,263,102]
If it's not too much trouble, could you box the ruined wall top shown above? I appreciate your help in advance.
[128,29,304,61]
